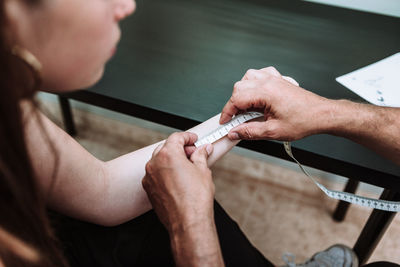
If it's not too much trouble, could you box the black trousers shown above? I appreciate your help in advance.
[51,201,400,267]
[51,201,274,267]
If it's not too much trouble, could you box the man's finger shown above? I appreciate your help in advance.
[220,98,240,124]
[259,66,281,77]
[184,145,196,157]
[220,80,260,124]
[220,89,267,124]
[228,91,268,113]
[241,69,265,81]
[152,144,163,157]
[190,144,213,168]
[228,121,267,140]
[283,76,299,86]
[165,132,198,148]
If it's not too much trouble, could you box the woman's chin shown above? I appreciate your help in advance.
[79,67,105,90]
[42,67,105,93]
[90,67,105,86]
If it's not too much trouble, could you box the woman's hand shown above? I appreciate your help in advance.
[142,132,214,232]
[220,67,331,141]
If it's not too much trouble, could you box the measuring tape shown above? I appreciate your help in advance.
[195,111,400,212]
[195,112,265,147]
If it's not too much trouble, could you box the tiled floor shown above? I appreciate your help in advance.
[40,101,400,266]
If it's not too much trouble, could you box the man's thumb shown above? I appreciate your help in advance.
[283,76,299,86]
[190,144,213,167]
[228,121,266,140]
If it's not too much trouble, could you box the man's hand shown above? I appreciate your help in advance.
[143,132,214,232]
[220,66,400,165]
[143,132,225,267]
[220,67,331,141]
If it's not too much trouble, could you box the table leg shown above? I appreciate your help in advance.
[353,189,400,265]
[333,179,360,222]
[58,96,77,136]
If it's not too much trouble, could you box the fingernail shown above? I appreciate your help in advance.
[229,132,240,140]
[219,115,228,124]
[206,144,213,155]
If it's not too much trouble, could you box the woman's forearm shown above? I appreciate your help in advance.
[102,114,239,226]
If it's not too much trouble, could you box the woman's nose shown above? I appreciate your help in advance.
[115,0,136,21]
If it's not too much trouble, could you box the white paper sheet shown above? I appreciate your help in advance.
[336,53,400,107]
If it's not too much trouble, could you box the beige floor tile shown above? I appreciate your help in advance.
[212,167,260,225]
[240,182,366,265]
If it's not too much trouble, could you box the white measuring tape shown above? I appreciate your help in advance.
[195,111,400,212]
[194,112,265,147]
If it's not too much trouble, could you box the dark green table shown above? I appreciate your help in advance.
[60,0,400,264]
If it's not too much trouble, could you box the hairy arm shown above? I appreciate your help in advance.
[169,221,224,267]
[320,100,400,165]
[219,67,400,165]
[23,103,237,226]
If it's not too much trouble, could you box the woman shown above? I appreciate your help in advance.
[0,0,273,266]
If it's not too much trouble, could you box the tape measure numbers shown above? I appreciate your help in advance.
[194,112,264,147]
[195,112,400,212]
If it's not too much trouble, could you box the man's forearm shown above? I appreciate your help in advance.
[321,99,400,165]
[169,218,224,267]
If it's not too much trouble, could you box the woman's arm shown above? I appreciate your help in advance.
[103,113,238,225]
[23,102,237,226]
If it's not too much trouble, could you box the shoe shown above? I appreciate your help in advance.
[281,244,359,267]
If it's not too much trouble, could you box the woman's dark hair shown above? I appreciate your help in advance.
[0,0,68,266]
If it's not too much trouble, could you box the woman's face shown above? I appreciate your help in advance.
[6,0,135,92]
